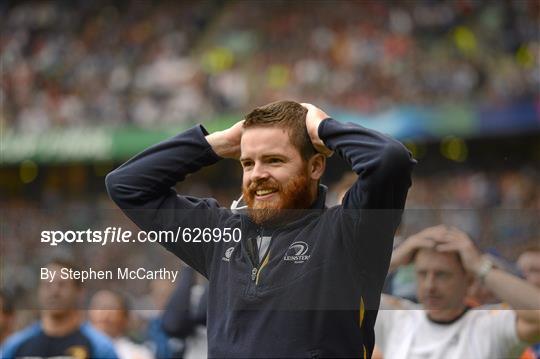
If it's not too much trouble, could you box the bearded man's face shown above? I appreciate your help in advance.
[240,127,314,224]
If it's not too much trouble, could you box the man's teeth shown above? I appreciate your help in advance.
[256,189,276,196]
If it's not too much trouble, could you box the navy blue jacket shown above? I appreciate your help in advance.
[106,118,415,358]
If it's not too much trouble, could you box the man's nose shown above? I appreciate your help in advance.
[250,162,269,182]
[424,273,437,291]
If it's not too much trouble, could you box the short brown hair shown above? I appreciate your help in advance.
[243,100,316,160]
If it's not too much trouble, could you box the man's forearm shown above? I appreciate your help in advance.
[318,118,415,210]
[319,119,414,178]
[106,125,221,208]
[105,125,222,276]
[483,266,540,323]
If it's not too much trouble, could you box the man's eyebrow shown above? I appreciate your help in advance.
[240,154,287,161]
[261,154,287,159]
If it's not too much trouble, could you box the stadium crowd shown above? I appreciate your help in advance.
[2,0,538,131]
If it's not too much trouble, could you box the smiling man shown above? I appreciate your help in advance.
[239,102,328,226]
[105,100,415,358]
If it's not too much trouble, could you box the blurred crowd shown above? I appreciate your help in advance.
[403,167,539,254]
[2,0,539,132]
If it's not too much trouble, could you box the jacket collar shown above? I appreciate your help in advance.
[311,184,328,210]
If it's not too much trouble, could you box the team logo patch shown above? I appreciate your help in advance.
[283,241,311,263]
[222,247,235,262]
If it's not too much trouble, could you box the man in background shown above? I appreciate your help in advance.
[375,225,540,359]
[161,266,208,359]
[89,289,153,359]
[1,260,117,359]
[143,279,186,358]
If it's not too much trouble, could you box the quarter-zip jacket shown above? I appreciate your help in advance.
[106,118,415,358]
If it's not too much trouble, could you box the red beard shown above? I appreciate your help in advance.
[243,171,313,225]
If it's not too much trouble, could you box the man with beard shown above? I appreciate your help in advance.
[1,260,118,359]
[106,101,415,358]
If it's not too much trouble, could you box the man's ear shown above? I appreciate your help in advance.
[308,153,326,181]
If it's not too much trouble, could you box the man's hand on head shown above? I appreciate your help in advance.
[389,225,446,271]
[206,120,244,159]
[301,103,333,157]
[434,227,483,274]
[397,225,484,274]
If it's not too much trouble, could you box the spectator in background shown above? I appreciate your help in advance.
[89,289,153,359]
[162,266,208,359]
[517,246,540,359]
[0,291,16,345]
[145,278,185,358]
[0,259,117,358]
[375,225,540,359]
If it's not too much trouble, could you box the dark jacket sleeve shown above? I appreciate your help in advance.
[105,125,224,277]
[319,118,415,305]
[161,267,206,338]
[319,118,415,212]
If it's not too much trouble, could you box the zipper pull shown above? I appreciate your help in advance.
[251,268,257,281]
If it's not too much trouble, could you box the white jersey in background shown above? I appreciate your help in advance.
[375,298,525,359]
